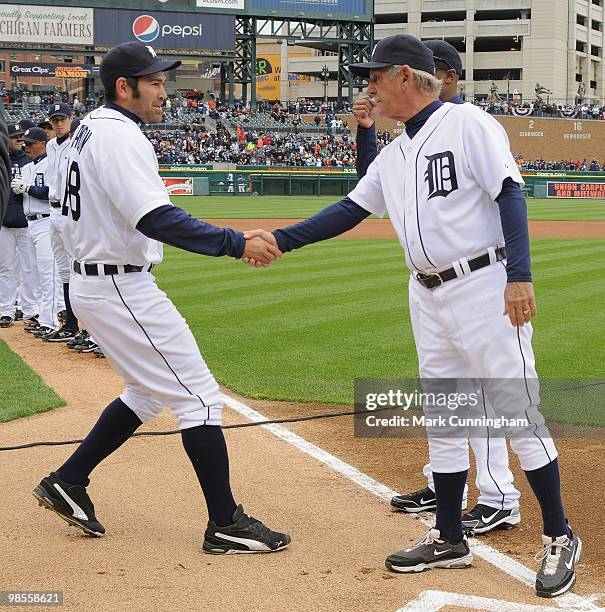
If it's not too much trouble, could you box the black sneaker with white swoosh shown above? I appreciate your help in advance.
[203,505,291,554]
[33,472,105,536]
[390,486,467,513]
[535,528,582,598]
[462,504,521,534]
[386,528,473,573]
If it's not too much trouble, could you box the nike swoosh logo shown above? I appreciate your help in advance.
[433,549,452,556]
[214,532,271,552]
[565,558,574,570]
[53,483,88,521]
[419,497,434,505]
[481,511,501,524]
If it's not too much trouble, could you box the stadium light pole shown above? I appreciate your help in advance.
[321,64,329,105]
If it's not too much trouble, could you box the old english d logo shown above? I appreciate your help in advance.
[424,151,458,200]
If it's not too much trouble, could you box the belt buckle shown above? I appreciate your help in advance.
[417,272,444,289]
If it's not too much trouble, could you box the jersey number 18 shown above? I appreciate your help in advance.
[62,161,81,222]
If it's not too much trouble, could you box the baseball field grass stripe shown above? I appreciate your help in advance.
[153,238,605,424]
[172,195,605,221]
[0,340,65,423]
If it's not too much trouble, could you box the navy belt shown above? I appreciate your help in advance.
[26,213,50,221]
[50,201,61,208]
[73,261,153,276]
[415,247,506,290]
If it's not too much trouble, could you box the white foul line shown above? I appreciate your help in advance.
[397,590,565,611]
[220,393,601,611]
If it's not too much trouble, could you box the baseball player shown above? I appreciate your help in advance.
[37,118,56,140]
[33,42,290,555]
[43,102,79,342]
[245,35,581,598]
[0,119,11,225]
[0,124,38,329]
[13,127,62,337]
[353,40,521,535]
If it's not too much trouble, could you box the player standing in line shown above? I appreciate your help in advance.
[42,103,79,342]
[0,124,38,329]
[245,35,581,598]
[33,42,290,555]
[12,127,62,337]
[352,40,521,535]
[0,119,10,224]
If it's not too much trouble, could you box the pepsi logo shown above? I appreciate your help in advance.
[132,15,160,43]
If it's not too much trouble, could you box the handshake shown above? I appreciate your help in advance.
[241,229,283,268]
[11,177,30,195]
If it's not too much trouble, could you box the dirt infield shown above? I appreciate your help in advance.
[205,219,605,240]
[1,325,604,611]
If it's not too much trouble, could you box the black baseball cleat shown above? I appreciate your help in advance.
[24,316,40,332]
[31,325,54,337]
[390,486,467,513]
[203,505,291,554]
[462,504,521,534]
[535,528,582,598]
[14,308,23,321]
[43,327,79,342]
[0,315,14,328]
[33,472,105,537]
[386,528,473,573]
[67,330,88,348]
[75,339,99,353]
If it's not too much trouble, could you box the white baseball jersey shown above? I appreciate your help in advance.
[21,157,50,215]
[349,102,524,272]
[46,136,71,204]
[63,106,169,266]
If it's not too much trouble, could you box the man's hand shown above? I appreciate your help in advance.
[503,281,537,327]
[352,95,378,129]
[241,229,282,268]
[11,177,27,194]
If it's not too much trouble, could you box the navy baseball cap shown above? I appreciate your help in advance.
[348,34,435,78]
[38,117,52,129]
[49,102,71,118]
[22,127,48,143]
[99,42,182,89]
[8,123,23,138]
[19,118,36,131]
[424,40,463,76]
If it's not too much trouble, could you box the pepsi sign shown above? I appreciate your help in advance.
[95,8,235,51]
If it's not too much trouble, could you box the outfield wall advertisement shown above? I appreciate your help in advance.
[94,8,235,51]
[547,182,605,198]
[0,4,93,45]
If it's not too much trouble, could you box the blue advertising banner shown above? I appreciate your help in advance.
[94,8,235,51]
[250,0,367,18]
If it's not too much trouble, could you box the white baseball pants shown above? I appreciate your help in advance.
[49,210,72,284]
[28,217,62,330]
[70,269,222,429]
[408,262,558,476]
[0,226,39,319]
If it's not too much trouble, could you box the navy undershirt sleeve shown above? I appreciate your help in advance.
[355,124,378,179]
[273,197,370,253]
[496,177,532,282]
[27,185,49,200]
[137,204,245,258]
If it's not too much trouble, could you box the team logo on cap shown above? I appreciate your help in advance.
[133,15,160,43]
[54,104,61,111]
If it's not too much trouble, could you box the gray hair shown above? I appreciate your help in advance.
[388,64,442,96]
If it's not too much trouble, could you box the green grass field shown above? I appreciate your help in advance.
[0,340,65,423]
[153,238,605,426]
[173,195,605,222]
